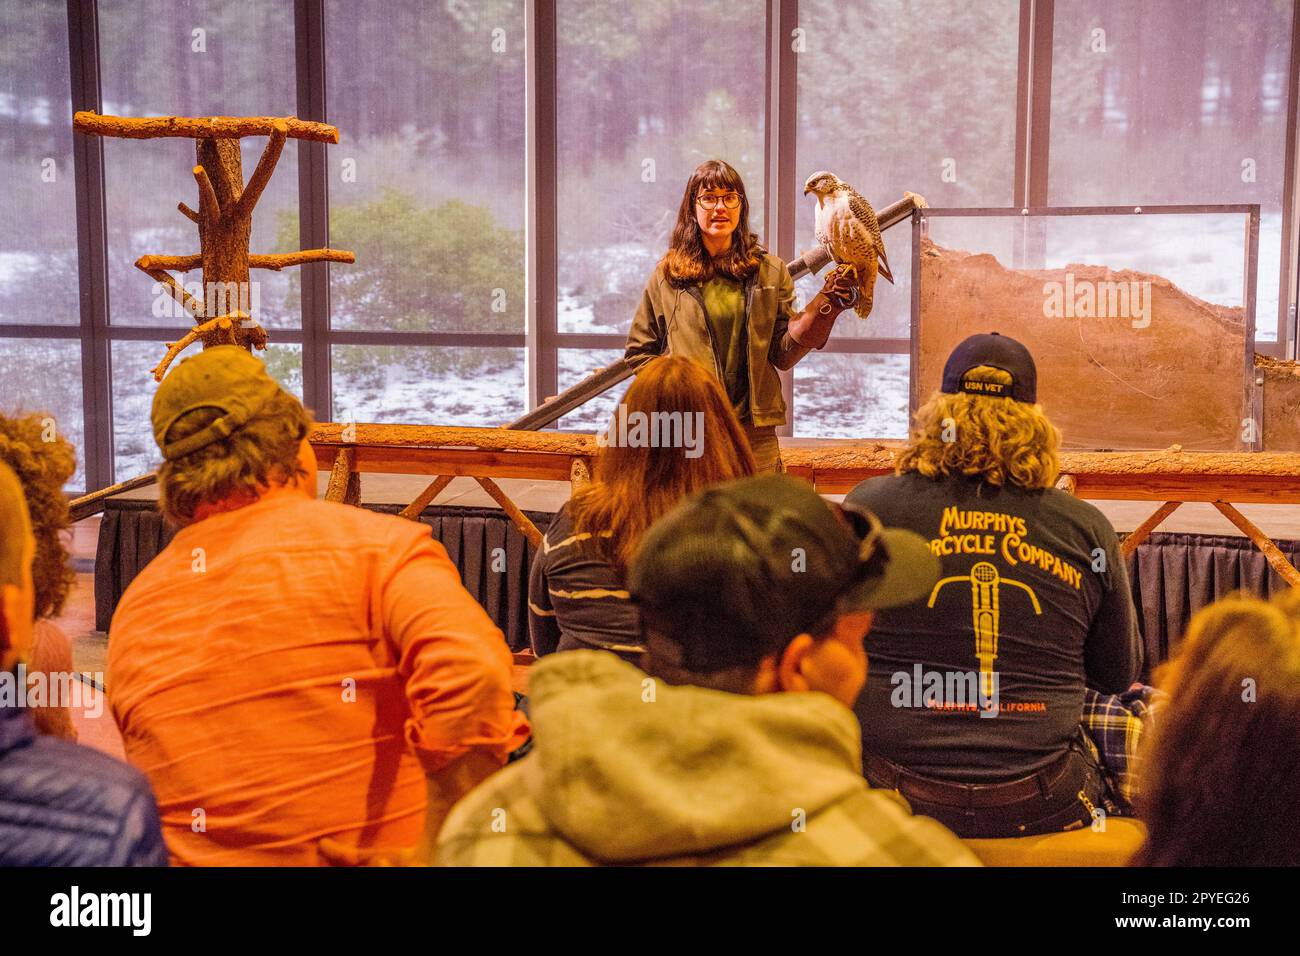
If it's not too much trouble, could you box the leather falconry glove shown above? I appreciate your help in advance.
[788,264,860,350]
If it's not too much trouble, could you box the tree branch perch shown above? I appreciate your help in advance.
[193,165,220,218]
[237,120,288,217]
[249,248,357,271]
[74,112,340,143]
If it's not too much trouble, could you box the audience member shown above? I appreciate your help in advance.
[0,411,79,738]
[528,355,754,660]
[0,461,168,866]
[844,333,1142,838]
[108,346,528,865]
[1135,592,1300,866]
[438,473,978,866]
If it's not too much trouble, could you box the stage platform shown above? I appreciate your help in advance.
[93,468,1300,676]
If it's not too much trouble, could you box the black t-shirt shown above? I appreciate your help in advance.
[845,472,1141,782]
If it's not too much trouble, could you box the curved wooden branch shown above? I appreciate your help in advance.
[149,313,251,382]
[249,248,357,271]
[139,267,204,318]
[177,202,199,223]
[137,254,202,272]
[237,120,288,217]
[74,112,339,143]
[193,165,221,218]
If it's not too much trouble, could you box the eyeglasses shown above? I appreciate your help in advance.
[696,192,741,210]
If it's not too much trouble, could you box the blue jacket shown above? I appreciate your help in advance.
[0,702,169,866]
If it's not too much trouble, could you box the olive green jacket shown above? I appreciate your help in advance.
[623,253,810,428]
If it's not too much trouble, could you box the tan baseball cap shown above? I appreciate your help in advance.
[151,346,283,461]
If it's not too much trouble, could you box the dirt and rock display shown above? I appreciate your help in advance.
[916,237,1256,451]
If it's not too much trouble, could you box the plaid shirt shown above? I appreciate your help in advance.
[1081,684,1166,811]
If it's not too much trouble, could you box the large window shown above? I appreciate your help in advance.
[97,0,301,479]
[5,1,1300,491]
[1049,0,1291,343]
[793,0,1022,438]
[556,0,766,339]
[0,0,85,484]
[326,0,527,427]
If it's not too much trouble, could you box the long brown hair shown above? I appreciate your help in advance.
[568,356,756,572]
[659,159,765,288]
[1134,592,1300,866]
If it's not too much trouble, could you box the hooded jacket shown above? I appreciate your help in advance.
[623,253,810,428]
[436,652,979,866]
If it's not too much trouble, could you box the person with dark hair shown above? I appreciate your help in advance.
[529,355,755,659]
[0,462,168,866]
[624,159,859,473]
[438,473,978,867]
[0,411,79,738]
[843,333,1142,838]
[108,346,528,865]
[1134,591,1300,866]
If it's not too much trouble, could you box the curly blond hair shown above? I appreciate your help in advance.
[895,365,1061,489]
[158,391,313,525]
[0,413,76,619]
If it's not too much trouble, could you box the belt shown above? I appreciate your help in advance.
[863,748,1077,810]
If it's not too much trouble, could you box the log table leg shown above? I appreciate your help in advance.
[475,476,543,548]
[1120,501,1183,558]
[324,446,360,506]
[570,456,591,494]
[1212,501,1300,588]
[399,474,455,521]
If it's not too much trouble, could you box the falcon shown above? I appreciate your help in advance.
[803,170,894,320]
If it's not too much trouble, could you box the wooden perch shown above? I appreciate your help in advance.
[249,249,357,270]
[193,165,220,218]
[137,254,202,272]
[141,267,204,318]
[236,121,288,218]
[151,312,254,382]
[74,111,339,143]
[76,110,353,376]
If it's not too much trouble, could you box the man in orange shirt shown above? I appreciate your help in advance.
[108,346,528,865]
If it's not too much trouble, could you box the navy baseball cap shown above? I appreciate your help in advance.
[940,332,1037,403]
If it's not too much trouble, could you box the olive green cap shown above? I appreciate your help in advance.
[151,346,283,461]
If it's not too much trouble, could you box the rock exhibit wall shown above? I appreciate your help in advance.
[916,238,1251,451]
[1258,355,1300,452]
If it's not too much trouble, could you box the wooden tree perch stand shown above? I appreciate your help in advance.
[73,112,339,142]
[72,111,354,380]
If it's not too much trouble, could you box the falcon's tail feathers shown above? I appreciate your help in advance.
[877,246,895,285]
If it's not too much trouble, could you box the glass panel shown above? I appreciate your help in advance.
[331,345,525,426]
[793,352,910,440]
[325,0,526,334]
[111,341,303,481]
[795,0,1021,342]
[1050,0,1291,341]
[556,348,625,432]
[918,211,1254,451]
[0,338,86,489]
[0,0,78,326]
[556,0,767,336]
[98,0,300,329]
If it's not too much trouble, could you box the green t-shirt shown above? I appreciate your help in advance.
[700,276,750,421]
